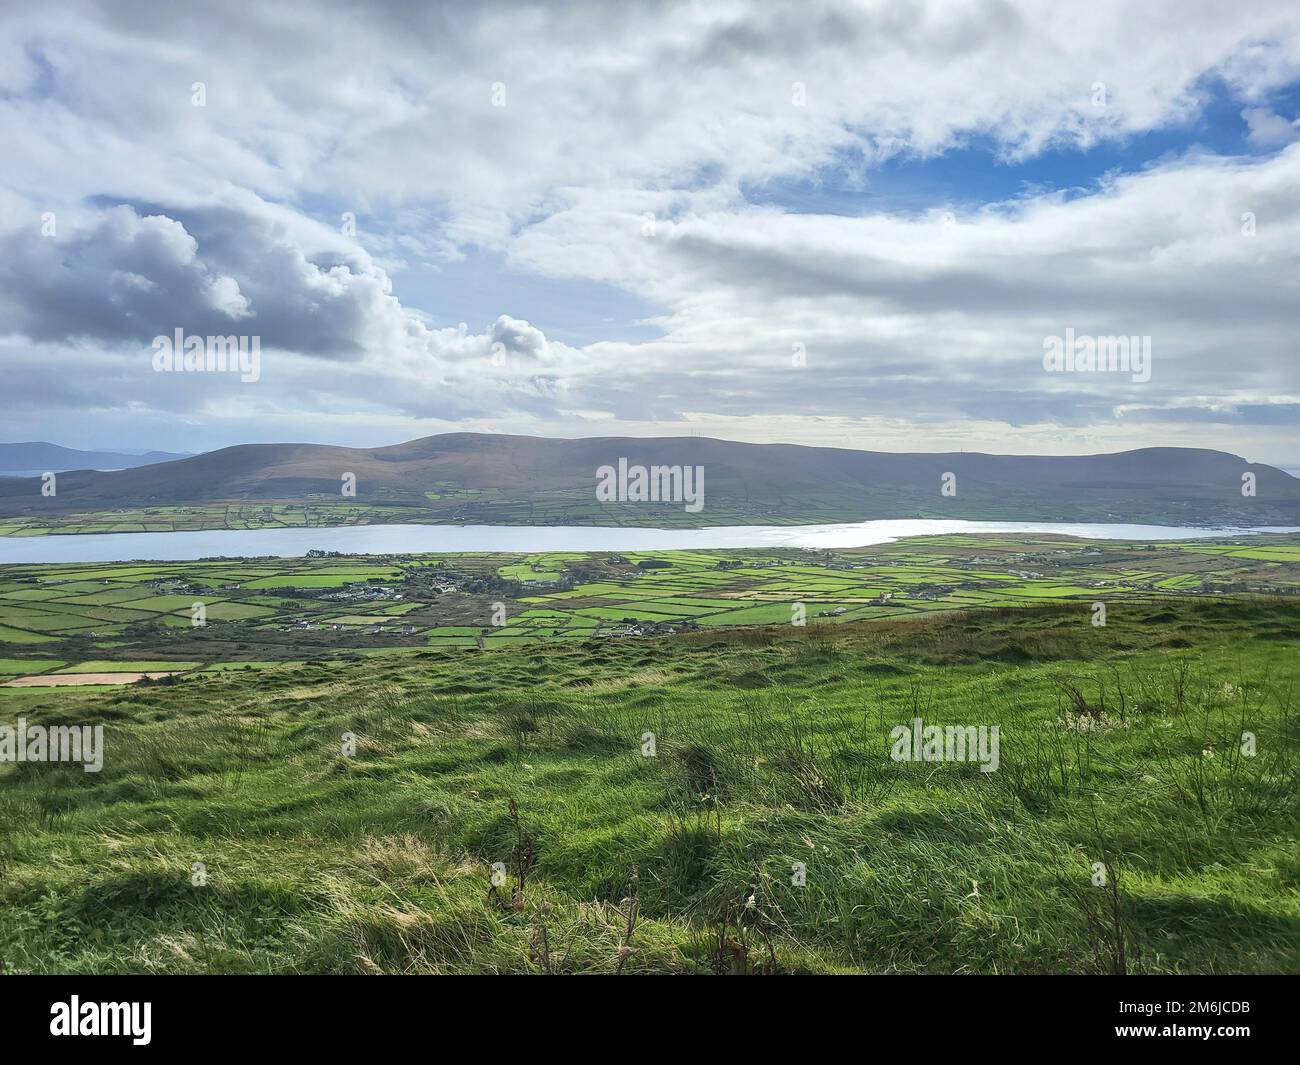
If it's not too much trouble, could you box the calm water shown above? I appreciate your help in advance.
[0,520,1295,564]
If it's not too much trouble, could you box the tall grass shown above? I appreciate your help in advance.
[1,599,1296,973]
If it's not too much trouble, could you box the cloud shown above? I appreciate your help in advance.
[510,144,1300,427]
[0,198,473,362]
[0,206,245,344]
[1242,106,1300,146]
[0,1,1298,462]
[490,315,551,359]
[6,2,1300,236]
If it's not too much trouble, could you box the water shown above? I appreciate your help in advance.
[0,520,1294,564]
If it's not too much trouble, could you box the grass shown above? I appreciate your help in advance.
[52,660,204,674]
[1,597,1296,974]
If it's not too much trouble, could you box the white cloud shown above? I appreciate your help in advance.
[0,1,1297,461]
[1242,106,1300,146]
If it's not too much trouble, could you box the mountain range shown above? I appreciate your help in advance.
[0,442,190,476]
[0,433,1295,527]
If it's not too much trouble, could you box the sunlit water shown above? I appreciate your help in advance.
[0,519,1295,564]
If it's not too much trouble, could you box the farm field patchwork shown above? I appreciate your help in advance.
[0,533,1296,673]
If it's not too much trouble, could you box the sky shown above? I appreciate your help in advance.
[1,0,1298,466]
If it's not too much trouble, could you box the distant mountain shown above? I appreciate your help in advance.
[0,433,1295,526]
[0,442,191,476]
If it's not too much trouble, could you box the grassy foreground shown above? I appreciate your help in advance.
[2,597,1298,974]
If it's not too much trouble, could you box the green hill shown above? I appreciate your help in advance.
[2,597,1296,974]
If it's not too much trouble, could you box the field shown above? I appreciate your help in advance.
[1,533,1297,974]
[0,503,433,537]
[1,596,1297,973]
[0,534,1296,671]
[0,498,849,536]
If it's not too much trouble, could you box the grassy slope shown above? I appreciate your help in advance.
[1,598,1297,974]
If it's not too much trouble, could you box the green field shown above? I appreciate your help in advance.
[50,660,203,674]
[1,597,1296,973]
[0,503,435,537]
[0,533,1296,668]
[1,533,1298,974]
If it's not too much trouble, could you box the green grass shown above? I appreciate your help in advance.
[0,658,65,675]
[197,661,295,672]
[1,597,1296,974]
[52,660,204,674]
[0,625,59,644]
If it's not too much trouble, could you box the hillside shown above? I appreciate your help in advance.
[0,433,1296,527]
[1,598,1297,974]
[0,442,189,476]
